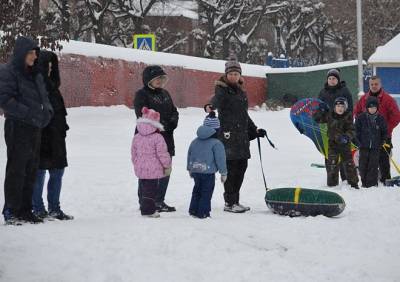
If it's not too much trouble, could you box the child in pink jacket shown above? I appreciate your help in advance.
[131,107,172,217]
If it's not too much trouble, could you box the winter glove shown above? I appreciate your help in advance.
[383,142,392,150]
[338,134,350,144]
[164,167,172,176]
[207,111,216,118]
[189,172,193,178]
[221,175,227,183]
[257,128,267,138]
[319,102,329,113]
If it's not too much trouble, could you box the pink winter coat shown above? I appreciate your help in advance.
[131,119,171,179]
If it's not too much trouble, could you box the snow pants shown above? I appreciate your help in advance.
[189,173,215,218]
[359,148,380,188]
[326,144,358,187]
[138,179,159,215]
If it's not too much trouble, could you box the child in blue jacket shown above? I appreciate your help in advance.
[187,121,227,218]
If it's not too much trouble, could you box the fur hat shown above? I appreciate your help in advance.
[225,60,242,74]
[137,107,164,131]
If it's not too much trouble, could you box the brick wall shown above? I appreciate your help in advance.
[58,54,267,108]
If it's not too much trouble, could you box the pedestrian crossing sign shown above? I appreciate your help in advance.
[133,34,156,51]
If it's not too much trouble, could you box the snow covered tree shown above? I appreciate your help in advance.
[197,0,246,58]
[265,0,322,59]
[0,0,33,62]
[83,0,114,44]
[305,2,331,64]
[363,0,400,59]
[0,0,65,62]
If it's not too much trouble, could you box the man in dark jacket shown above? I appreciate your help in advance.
[32,50,73,220]
[208,60,267,213]
[355,96,388,187]
[0,36,54,225]
[318,68,354,181]
[134,65,179,212]
[314,97,359,189]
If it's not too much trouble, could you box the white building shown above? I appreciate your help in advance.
[368,33,400,104]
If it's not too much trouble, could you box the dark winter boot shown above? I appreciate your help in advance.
[34,210,49,220]
[156,202,176,213]
[19,212,44,224]
[49,210,74,220]
[4,215,23,226]
[350,183,360,189]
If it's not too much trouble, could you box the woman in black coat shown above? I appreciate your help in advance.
[32,50,73,220]
[207,61,267,213]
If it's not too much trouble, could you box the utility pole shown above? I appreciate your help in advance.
[356,0,363,93]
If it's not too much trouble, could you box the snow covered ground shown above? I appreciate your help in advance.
[0,106,399,282]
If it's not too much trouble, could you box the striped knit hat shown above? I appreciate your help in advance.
[203,114,220,130]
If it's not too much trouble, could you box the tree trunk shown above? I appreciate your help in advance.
[32,0,40,35]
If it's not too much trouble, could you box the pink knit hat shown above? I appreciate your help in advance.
[142,107,160,122]
[137,107,164,131]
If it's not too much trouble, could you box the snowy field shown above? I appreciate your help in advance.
[0,106,399,282]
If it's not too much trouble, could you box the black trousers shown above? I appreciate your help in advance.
[223,159,248,206]
[379,138,392,183]
[359,148,380,188]
[3,119,41,217]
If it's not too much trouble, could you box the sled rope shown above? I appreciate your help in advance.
[257,137,269,191]
[264,131,276,149]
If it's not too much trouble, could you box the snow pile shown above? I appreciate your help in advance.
[369,33,400,64]
[265,60,363,74]
[59,40,270,78]
[0,107,399,282]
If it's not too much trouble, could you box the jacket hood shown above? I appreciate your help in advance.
[136,117,164,136]
[142,65,167,87]
[196,125,216,140]
[11,36,40,72]
[38,50,61,88]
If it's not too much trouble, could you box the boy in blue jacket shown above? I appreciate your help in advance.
[187,121,227,218]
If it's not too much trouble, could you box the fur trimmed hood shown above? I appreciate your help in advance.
[136,117,164,132]
[214,75,244,90]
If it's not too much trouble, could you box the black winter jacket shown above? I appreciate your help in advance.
[318,81,354,112]
[210,76,258,160]
[355,112,387,149]
[133,83,179,157]
[0,36,53,128]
